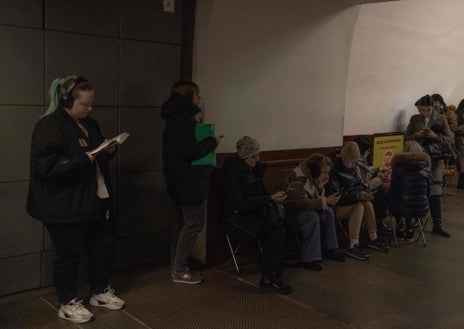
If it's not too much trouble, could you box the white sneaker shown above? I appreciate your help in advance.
[89,286,125,310]
[58,298,94,323]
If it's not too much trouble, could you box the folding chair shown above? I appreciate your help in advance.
[336,219,350,241]
[225,234,263,274]
[390,215,428,248]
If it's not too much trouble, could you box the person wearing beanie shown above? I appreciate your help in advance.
[326,142,389,261]
[405,94,452,237]
[221,136,292,294]
[236,136,261,159]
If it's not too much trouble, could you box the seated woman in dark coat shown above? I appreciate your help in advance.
[221,136,292,294]
[389,141,431,241]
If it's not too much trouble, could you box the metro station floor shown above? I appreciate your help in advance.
[1,182,463,329]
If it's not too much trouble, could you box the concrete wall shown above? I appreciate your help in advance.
[194,0,360,151]
[345,0,464,135]
[0,0,184,296]
[194,0,464,151]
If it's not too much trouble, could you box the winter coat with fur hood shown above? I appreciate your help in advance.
[284,157,329,216]
[388,152,431,218]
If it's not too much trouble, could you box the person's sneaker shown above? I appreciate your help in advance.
[322,249,346,262]
[396,229,405,241]
[367,239,389,252]
[432,227,451,238]
[171,268,203,284]
[58,298,93,323]
[298,261,323,271]
[89,286,125,310]
[405,230,414,241]
[260,274,293,295]
[346,245,370,261]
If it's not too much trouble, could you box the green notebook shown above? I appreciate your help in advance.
[192,123,217,166]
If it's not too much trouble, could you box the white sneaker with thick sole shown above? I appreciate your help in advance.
[89,286,125,310]
[58,298,94,323]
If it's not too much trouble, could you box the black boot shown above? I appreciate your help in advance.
[260,273,293,295]
[458,173,464,189]
[429,195,451,238]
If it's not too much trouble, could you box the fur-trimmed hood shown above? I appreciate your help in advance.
[391,152,431,168]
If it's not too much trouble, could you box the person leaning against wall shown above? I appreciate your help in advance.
[284,153,345,271]
[404,94,452,237]
[161,80,222,284]
[27,76,124,324]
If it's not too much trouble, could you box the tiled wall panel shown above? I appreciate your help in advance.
[0,254,41,296]
[0,106,43,182]
[45,0,120,37]
[121,0,182,44]
[0,0,43,28]
[118,170,175,237]
[45,31,119,107]
[120,40,181,107]
[0,182,43,258]
[0,26,44,105]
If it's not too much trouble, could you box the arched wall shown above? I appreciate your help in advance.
[345,0,464,135]
[194,0,360,152]
[194,0,464,150]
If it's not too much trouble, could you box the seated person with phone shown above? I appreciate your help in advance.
[284,154,345,271]
[326,142,389,261]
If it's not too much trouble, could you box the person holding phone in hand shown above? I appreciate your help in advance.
[405,95,452,237]
[284,154,345,271]
[326,142,389,261]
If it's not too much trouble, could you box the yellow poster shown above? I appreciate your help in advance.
[372,134,404,170]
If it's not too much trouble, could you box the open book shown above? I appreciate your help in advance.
[88,132,130,155]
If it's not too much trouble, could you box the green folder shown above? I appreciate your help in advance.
[192,123,217,166]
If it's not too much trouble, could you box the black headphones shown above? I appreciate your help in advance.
[61,76,88,108]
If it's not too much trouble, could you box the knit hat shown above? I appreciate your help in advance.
[236,136,260,159]
[340,141,361,161]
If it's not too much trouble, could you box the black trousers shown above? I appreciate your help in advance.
[45,220,114,304]
[228,212,286,276]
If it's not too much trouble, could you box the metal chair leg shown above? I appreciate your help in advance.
[391,216,399,247]
[226,235,241,273]
[337,220,350,241]
[415,217,427,247]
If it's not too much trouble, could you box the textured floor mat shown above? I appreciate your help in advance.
[120,269,349,329]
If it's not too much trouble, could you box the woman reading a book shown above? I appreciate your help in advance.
[161,80,222,284]
[27,76,124,324]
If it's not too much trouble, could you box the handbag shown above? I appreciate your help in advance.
[262,201,285,228]
[423,142,459,161]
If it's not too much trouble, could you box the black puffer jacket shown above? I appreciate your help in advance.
[388,152,431,218]
[27,108,113,224]
[161,92,217,204]
[220,157,273,240]
[326,152,369,206]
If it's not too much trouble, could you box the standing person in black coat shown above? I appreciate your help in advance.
[27,76,124,324]
[221,136,292,295]
[161,81,222,284]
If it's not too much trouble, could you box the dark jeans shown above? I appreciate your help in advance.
[288,208,338,263]
[171,202,206,273]
[45,220,114,305]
